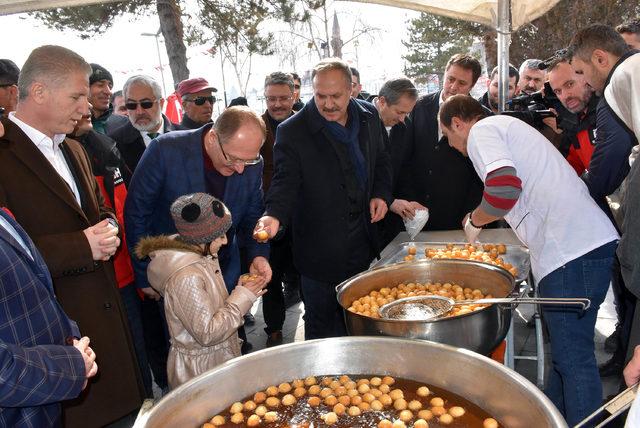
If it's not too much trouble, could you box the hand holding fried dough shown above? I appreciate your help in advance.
[253,216,280,242]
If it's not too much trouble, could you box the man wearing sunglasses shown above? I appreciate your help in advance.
[108,74,176,185]
[176,77,217,130]
[0,59,19,118]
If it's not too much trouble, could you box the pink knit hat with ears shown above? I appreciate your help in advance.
[170,193,232,244]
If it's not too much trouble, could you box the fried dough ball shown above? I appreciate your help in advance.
[230,402,244,414]
[293,386,307,398]
[416,386,430,397]
[403,255,415,262]
[304,376,317,386]
[278,382,292,393]
[358,383,371,394]
[392,420,406,428]
[322,412,338,425]
[356,378,370,387]
[370,376,382,386]
[282,394,296,406]
[253,391,267,403]
[430,397,444,407]
[348,405,361,416]
[358,401,371,412]
[324,395,338,406]
[264,411,278,423]
[430,406,446,416]
[333,403,346,415]
[414,419,429,428]
[350,395,363,406]
[370,388,383,398]
[393,398,408,410]
[347,388,359,398]
[379,384,391,394]
[320,387,333,398]
[344,381,357,390]
[389,389,404,400]
[265,396,280,408]
[266,386,279,396]
[417,409,433,420]
[338,395,351,406]
[339,375,351,384]
[203,423,214,428]
[449,406,465,417]
[292,379,304,388]
[408,399,422,411]
[378,419,393,428]
[407,246,417,255]
[329,380,341,390]
[308,396,321,407]
[322,377,333,386]
[370,400,384,411]
[484,418,499,428]
[308,385,321,395]
[210,415,225,426]
[382,376,395,385]
[398,409,413,422]
[243,400,257,412]
[247,414,261,427]
[334,386,347,396]
[362,392,376,403]
[230,412,244,424]
[379,394,393,406]
[255,405,267,417]
[439,414,454,425]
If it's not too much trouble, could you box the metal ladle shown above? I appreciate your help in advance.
[379,295,591,321]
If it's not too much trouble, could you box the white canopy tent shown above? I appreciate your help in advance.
[0,0,124,15]
[344,0,562,110]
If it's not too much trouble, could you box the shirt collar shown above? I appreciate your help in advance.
[8,112,66,148]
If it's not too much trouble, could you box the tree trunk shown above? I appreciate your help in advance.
[156,0,189,87]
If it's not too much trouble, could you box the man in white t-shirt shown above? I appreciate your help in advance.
[439,94,619,426]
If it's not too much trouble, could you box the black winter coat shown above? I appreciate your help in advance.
[265,98,392,283]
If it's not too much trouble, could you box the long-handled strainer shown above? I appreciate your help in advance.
[379,295,591,321]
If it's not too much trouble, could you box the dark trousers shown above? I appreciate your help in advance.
[262,233,296,334]
[119,284,153,398]
[140,298,169,390]
[539,241,616,426]
[611,255,636,359]
[300,276,347,339]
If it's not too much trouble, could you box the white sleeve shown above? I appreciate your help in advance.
[467,121,516,181]
[605,54,640,140]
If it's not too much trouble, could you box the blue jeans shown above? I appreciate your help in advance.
[538,241,617,426]
[300,276,347,340]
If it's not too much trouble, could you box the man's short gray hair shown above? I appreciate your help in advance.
[378,77,418,105]
[123,75,163,100]
[18,45,91,101]
[311,58,352,88]
[519,59,543,75]
[264,72,294,92]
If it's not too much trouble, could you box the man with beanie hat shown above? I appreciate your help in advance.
[0,59,20,117]
[89,63,115,134]
[135,193,265,388]
[176,77,217,130]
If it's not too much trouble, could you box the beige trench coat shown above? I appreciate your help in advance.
[137,236,256,389]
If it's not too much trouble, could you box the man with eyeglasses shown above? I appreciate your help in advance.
[259,71,299,347]
[108,74,176,185]
[176,77,217,130]
[0,59,20,118]
[291,72,304,111]
[125,105,272,354]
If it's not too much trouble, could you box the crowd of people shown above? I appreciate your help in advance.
[0,18,638,428]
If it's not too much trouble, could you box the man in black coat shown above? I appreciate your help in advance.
[255,59,392,339]
[398,54,484,231]
[108,75,176,185]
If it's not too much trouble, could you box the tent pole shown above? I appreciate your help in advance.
[497,0,511,113]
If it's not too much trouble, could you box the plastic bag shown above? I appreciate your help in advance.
[403,209,429,240]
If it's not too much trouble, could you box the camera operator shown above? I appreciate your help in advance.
[478,64,519,114]
[518,59,546,95]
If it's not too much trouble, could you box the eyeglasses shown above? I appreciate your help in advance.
[184,96,216,106]
[125,99,158,110]
[265,96,293,103]
[216,132,262,166]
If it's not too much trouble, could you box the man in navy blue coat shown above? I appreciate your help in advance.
[0,207,97,427]
[256,59,392,339]
[125,106,271,301]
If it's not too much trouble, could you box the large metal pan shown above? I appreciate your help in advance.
[336,259,516,355]
[133,337,567,428]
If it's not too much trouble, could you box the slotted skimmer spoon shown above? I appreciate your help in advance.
[379,295,591,321]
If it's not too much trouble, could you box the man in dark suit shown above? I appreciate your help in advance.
[108,74,176,185]
[371,77,423,246]
[398,54,484,231]
[0,207,98,427]
[259,71,297,347]
[0,45,143,427]
[256,58,392,340]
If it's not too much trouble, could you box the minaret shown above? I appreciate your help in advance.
[331,11,343,58]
